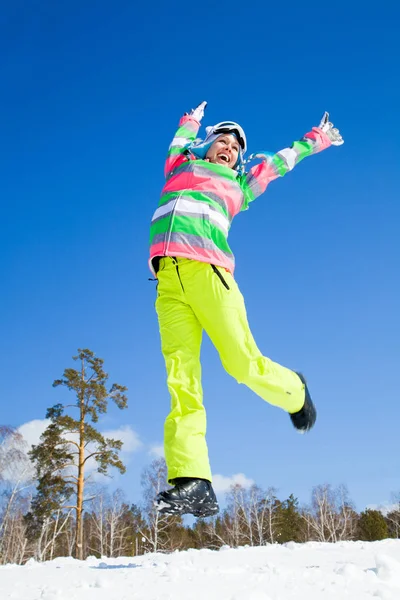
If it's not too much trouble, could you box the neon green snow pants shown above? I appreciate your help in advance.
[155,257,305,483]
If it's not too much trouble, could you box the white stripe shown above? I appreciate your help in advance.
[152,198,177,220]
[178,199,229,235]
[277,147,297,171]
[169,136,189,149]
[207,208,230,235]
[152,198,230,236]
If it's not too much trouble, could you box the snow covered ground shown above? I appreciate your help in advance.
[2,540,400,600]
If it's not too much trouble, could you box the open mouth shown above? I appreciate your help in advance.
[216,153,230,164]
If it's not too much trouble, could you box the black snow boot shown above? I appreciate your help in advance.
[289,372,317,432]
[155,478,219,518]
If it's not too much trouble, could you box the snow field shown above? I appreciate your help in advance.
[1,539,400,600]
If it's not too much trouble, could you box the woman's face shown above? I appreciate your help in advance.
[205,134,240,169]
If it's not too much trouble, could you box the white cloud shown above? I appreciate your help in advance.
[18,419,50,448]
[15,420,142,482]
[149,444,165,458]
[212,473,255,494]
[18,420,142,456]
[101,425,142,453]
[84,425,143,479]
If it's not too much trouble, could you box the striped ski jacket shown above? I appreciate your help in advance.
[149,114,331,275]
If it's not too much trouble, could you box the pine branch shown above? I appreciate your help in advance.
[61,440,80,450]
[82,451,103,464]
[63,475,79,483]
[82,495,97,504]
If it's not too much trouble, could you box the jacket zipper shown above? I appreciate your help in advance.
[172,257,185,292]
[211,264,230,290]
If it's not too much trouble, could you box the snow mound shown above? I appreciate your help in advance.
[2,540,400,599]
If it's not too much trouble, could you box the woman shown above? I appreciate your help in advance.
[149,102,343,517]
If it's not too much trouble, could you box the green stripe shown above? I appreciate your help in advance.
[166,124,197,158]
[292,139,314,160]
[167,146,185,157]
[239,174,256,206]
[209,222,232,254]
[175,158,239,181]
[157,192,177,206]
[157,192,180,207]
[150,214,231,254]
[190,192,229,218]
[271,153,289,177]
[177,124,196,139]
[149,215,170,243]
[273,140,314,176]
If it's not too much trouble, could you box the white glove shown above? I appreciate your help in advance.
[190,101,207,122]
[318,112,344,146]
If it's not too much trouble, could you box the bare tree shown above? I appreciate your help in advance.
[0,427,29,480]
[87,488,137,557]
[261,488,281,544]
[205,484,280,548]
[106,490,132,557]
[0,493,31,565]
[386,492,400,538]
[0,427,34,564]
[88,489,108,556]
[31,509,74,561]
[202,514,232,549]
[225,484,245,547]
[139,458,181,553]
[302,484,356,542]
[62,514,76,557]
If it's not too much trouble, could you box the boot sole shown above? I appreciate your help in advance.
[155,499,219,518]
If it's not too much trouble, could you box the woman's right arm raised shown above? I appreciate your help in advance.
[164,101,207,179]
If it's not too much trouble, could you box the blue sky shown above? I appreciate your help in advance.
[1,1,399,511]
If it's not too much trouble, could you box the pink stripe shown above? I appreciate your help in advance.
[248,161,277,193]
[308,128,332,151]
[179,115,200,128]
[151,243,235,274]
[150,242,166,257]
[164,154,187,178]
[162,170,242,217]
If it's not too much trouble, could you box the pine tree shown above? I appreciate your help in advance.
[276,494,303,543]
[357,509,388,541]
[27,348,128,560]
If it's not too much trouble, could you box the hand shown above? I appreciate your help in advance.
[190,101,207,122]
[318,112,344,146]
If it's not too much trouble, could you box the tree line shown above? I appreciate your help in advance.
[1,349,399,564]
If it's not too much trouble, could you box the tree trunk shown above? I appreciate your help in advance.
[75,420,85,559]
[50,510,60,561]
[75,369,86,560]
